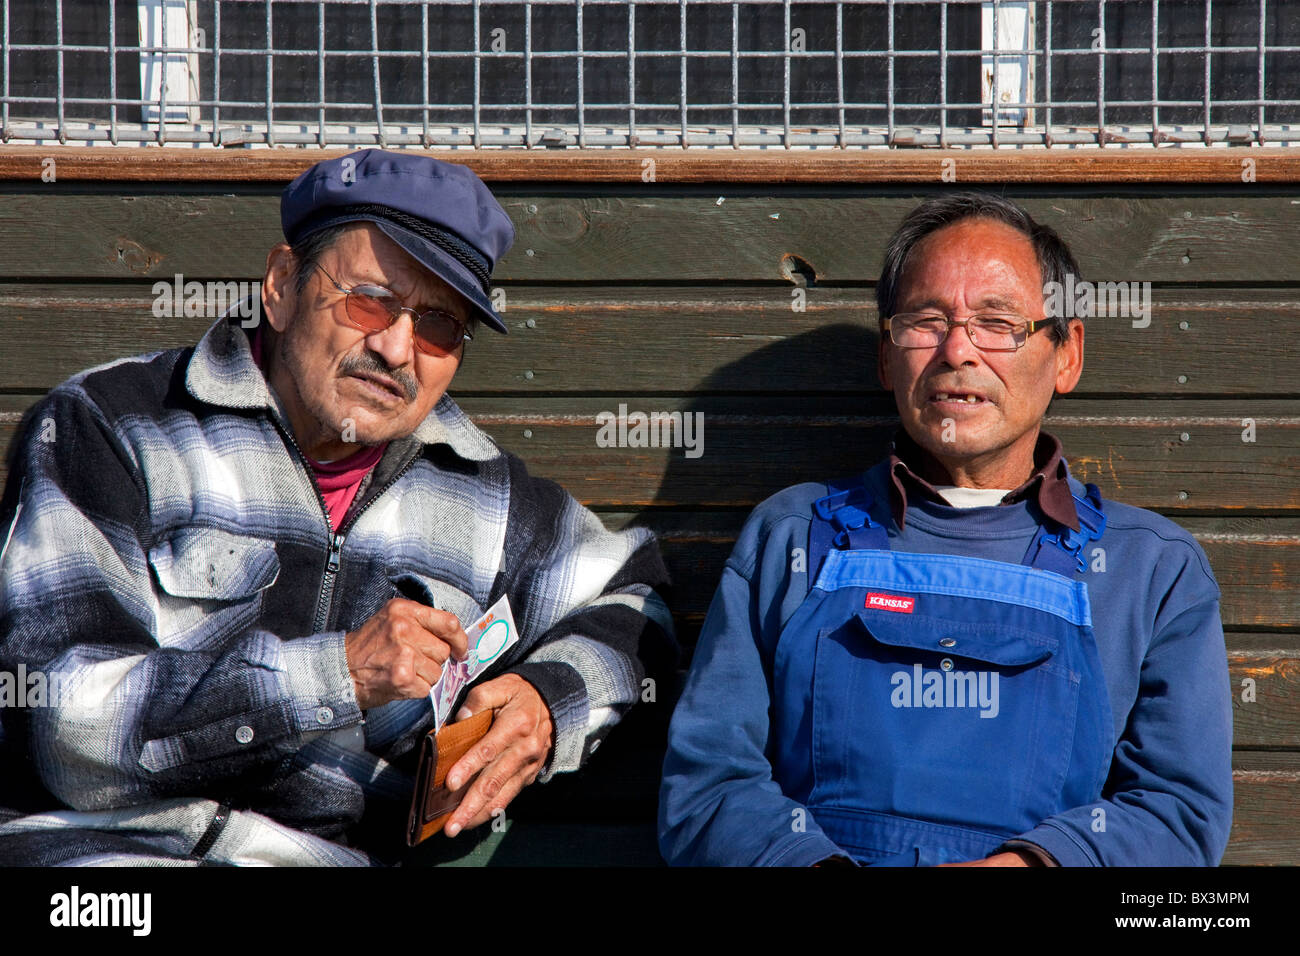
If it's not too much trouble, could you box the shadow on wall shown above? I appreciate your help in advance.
[650,320,893,511]
[642,320,897,659]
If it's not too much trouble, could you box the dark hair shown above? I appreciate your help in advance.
[875,192,1082,345]
[289,222,480,341]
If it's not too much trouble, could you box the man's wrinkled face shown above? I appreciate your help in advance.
[878,218,1082,482]
[262,223,470,459]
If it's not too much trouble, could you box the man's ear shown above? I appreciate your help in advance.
[1053,319,1085,396]
[262,243,298,333]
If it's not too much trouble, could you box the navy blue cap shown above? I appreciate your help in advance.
[281,149,514,334]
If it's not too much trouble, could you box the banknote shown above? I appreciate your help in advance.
[430,594,519,730]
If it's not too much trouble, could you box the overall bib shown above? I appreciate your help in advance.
[769,478,1114,865]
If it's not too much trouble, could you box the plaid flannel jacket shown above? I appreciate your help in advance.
[0,314,675,864]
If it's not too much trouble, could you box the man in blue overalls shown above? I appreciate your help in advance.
[658,193,1233,866]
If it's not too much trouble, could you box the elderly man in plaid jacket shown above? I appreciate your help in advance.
[0,150,675,865]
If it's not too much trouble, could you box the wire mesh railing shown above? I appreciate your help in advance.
[2,0,1297,149]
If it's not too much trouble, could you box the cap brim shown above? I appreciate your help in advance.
[298,212,507,335]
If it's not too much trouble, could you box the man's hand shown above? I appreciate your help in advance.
[936,850,1038,867]
[442,673,554,837]
[344,599,470,711]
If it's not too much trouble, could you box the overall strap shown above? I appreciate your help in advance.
[1021,482,1107,576]
[809,476,889,579]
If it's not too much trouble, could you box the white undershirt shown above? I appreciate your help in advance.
[934,485,1012,508]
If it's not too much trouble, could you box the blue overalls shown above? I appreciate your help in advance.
[768,477,1114,865]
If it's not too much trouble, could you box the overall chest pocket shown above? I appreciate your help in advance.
[809,605,1081,841]
[147,526,280,648]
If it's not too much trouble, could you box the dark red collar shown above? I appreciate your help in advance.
[887,429,1078,532]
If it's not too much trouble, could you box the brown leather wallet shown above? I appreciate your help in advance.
[405,709,494,847]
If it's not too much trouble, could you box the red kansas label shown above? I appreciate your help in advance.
[866,592,915,613]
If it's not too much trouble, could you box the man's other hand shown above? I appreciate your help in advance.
[442,673,554,837]
[345,599,470,710]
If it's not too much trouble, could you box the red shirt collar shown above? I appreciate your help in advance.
[886,429,1078,532]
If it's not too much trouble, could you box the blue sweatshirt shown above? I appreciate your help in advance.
[658,459,1233,866]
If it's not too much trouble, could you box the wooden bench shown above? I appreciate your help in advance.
[0,147,1295,865]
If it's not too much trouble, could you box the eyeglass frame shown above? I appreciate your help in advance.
[882,312,1049,352]
[313,263,474,355]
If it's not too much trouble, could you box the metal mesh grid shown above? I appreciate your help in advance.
[2,0,1298,148]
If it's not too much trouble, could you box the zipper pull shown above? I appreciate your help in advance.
[327,533,345,573]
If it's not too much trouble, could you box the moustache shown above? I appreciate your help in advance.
[340,353,419,402]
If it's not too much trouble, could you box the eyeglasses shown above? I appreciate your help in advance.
[313,264,473,356]
[883,312,1047,352]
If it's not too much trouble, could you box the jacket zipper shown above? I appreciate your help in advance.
[268,418,340,632]
[316,454,421,630]
[315,533,346,632]
[269,416,419,634]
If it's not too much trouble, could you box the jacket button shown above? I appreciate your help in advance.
[939,638,956,647]
[235,725,254,744]
[315,706,334,725]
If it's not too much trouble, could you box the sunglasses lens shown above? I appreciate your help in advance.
[338,280,465,355]
[346,294,395,331]
[414,315,464,354]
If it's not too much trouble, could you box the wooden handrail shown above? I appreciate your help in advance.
[0,145,1295,183]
